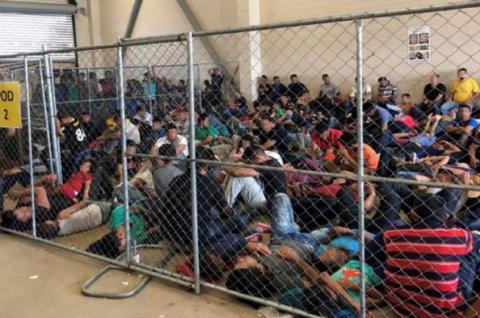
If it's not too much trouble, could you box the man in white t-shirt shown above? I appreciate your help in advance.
[133,106,153,127]
[350,77,372,100]
[151,123,189,158]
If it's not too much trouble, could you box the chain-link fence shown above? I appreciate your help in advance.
[2,2,480,317]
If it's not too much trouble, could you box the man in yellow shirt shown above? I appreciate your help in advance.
[441,68,480,114]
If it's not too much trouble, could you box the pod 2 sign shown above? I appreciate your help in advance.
[0,82,21,128]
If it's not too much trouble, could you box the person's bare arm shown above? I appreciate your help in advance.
[262,139,277,150]
[469,143,479,167]
[364,183,377,212]
[200,135,214,145]
[176,144,186,156]
[116,164,123,184]
[57,201,87,220]
[82,180,91,201]
[224,166,260,177]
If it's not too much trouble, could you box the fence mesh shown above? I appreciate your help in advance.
[2,4,480,318]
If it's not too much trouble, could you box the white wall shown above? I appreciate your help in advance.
[73,0,480,101]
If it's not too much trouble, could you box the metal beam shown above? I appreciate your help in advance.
[124,0,143,39]
[0,1,76,15]
[176,0,238,91]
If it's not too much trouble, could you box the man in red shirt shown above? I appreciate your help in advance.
[310,119,343,161]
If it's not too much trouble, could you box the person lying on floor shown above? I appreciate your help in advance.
[86,200,161,258]
[225,226,378,317]
[1,186,87,236]
[8,159,93,210]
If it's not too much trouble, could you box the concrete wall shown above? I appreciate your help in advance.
[73,0,480,101]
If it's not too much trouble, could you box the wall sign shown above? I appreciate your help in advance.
[0,82,22,128]
[408,26,431,64]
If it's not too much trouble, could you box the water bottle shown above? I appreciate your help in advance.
[131,238,140,264]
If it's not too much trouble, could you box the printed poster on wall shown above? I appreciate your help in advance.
[408,26,431,64]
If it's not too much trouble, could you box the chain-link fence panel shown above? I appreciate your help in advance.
[1,3,480,318]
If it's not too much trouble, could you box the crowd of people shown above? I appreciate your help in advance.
[2,65,480,317]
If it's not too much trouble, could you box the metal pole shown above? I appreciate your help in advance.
[43,49,63,184]
[146,66,153,114]
[24,57,36,237]
[187,31,200,294]
[86,67,91,114]
[117,44,131,264]
[355,19,366,318]
[38,60,54,174]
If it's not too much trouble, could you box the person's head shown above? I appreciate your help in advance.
[273,75,281,85]
[290,74,298,83]
[401,93,411,104]
[410,192,452,227]
[258,76,267,85]
[241,134,255,149]
[152,117,162,131]
[457,67,468,80]
[260,115,275,132]
[195,145,216,175]
[363,99,376,116]
[458,104,472,121]
[317,246,349,268]
[58,111,73,124]
[165,123,178,142]
[126,139,137,156]
[79,73,86,81]
[178,79,186,86]
[2,207,33,230]
[157,143,176,166]
[136,106,146,116]
[89,72,97,80]
[322,73,330,84]
[79,159,93,173]
[81,111,91,123]
[198,113,210,128]
[430,72,440,85]
[104,70,113,79]
[314,119,330,139]
[302,285,340,316]
[338,131,357,147]
[226,265,276,299]
[199,253,224,282]
[243,145,269,164]
[378,76,388,86]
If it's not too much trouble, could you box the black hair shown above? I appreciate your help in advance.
[273,75,280,80]
[458,67,468,73]
[241,134,255,143]
[126,139,137,147]
[165,123,177,131]
[314,119,329,134]
[152,116,162,123]
[290,74,298,78]
[225,268,277,299]
[338,131,357,146]
[58,111,71,119]
[260,115,275,123]
[130,118,140,126]
[157,143,176,159]
[36,222,59,239]
[302,285,340,316]
[199,253,224,282]
[401,93,411,98]
[459,103,472,111]
[81,111,90,116]
[136,105,144,112]
[198,113,209,123]
[378,76,387,82]
[1,210,32,232]
[322,73,329,79]
[411,192,449,225]
[363,99,376,114]
[243,145,266,162]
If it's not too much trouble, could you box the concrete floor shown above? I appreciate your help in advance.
[0,233,259,318]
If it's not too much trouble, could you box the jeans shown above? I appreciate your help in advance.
[440,101,459,115]
[271,193,317,246]
[113,185,146,204]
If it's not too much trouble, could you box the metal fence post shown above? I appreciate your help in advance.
[43,50,63,184]
[24,57,36,237]
[86,67,91,114]
[117,43,131,264]
[38,60,54,175]
[187,31,200,294]
[355,18,366,318]
[146,66,153,114]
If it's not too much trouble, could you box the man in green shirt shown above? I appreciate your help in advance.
[195,113,219,146]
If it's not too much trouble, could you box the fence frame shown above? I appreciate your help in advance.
[2,2,480,318]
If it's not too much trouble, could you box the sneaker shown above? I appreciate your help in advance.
[254,222,271,233]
